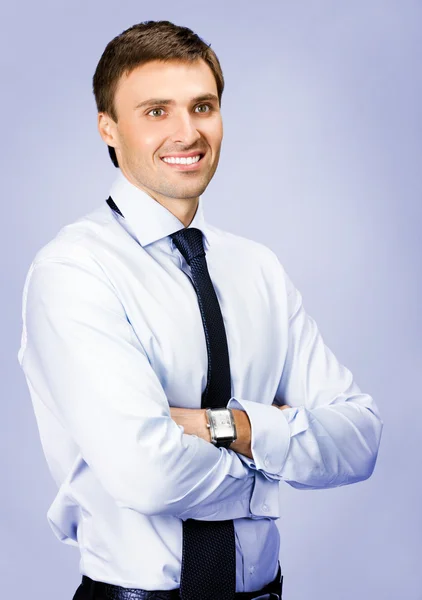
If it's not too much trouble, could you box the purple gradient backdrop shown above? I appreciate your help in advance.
[3,2,421,599]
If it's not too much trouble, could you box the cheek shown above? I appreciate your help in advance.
[141,134,160,151]
[126,122,162,157]
[208,119,223,146]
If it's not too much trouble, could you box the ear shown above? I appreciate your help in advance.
[97,113,118,149]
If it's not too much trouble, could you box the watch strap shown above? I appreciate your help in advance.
[216,439,233,449]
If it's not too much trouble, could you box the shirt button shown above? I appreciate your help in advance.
[262,504,269,512]
[249,565,255,574]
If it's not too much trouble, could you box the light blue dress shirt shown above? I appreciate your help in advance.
[17,170,383,592]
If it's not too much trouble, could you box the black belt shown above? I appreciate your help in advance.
[80,563,283,599]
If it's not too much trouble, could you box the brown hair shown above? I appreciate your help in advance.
[92,20,225,168]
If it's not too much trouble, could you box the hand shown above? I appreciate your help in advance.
[169,407,211,443]
[272,402,290,410]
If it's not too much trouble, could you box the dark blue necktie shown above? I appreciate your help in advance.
[106,197,236,600]
[170,226,236,600]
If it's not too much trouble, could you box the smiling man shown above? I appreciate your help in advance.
[98,58,222,228]
[17,19,383,600]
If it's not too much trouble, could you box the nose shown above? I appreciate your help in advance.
[168,112,201,146]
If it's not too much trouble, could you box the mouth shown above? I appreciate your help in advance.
[159,152,206,171]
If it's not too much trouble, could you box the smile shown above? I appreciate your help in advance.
[160,153,205,170]
[162,154,201,165]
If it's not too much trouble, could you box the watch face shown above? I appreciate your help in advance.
[213,409,233,438]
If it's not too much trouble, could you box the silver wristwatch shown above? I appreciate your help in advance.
[205,407,237,449]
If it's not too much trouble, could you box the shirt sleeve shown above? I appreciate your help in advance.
[229,259,384,490]
[18,253,280,520]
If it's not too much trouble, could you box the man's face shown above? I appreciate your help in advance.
[99,59,223,206]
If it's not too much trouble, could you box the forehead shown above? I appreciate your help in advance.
[116,59,218,103]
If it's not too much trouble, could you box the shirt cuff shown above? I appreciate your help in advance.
[227,397,291,478]
[249,469,280,519]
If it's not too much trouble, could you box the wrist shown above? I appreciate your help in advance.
[228,409,252,458]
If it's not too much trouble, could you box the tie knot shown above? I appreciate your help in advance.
[171,227,205,265]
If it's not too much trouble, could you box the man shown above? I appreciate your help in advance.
[17,20,383,600]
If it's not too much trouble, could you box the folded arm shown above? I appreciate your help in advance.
[168,405,289,460]
[226,260,384,489]
[19,254,279,521]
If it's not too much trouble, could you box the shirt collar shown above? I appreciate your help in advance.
[107,170,211,252]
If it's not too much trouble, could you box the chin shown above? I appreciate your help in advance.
[164,177,211,198]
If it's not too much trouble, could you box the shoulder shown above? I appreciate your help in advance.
[206,222,287,277]
[19,204,119,306]
[31,203,115,268]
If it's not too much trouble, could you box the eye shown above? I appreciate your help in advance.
[147,108,166,117]
[195,103,212,113]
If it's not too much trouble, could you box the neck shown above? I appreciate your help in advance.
[120,168,199,227]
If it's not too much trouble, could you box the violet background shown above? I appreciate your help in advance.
[2,2,421,598]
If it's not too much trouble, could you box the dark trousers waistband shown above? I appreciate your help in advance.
[77,563,283,599]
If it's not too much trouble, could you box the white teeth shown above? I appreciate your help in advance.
[162,154,201,165]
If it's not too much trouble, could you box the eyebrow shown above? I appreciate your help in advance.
[134,93,219,110]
